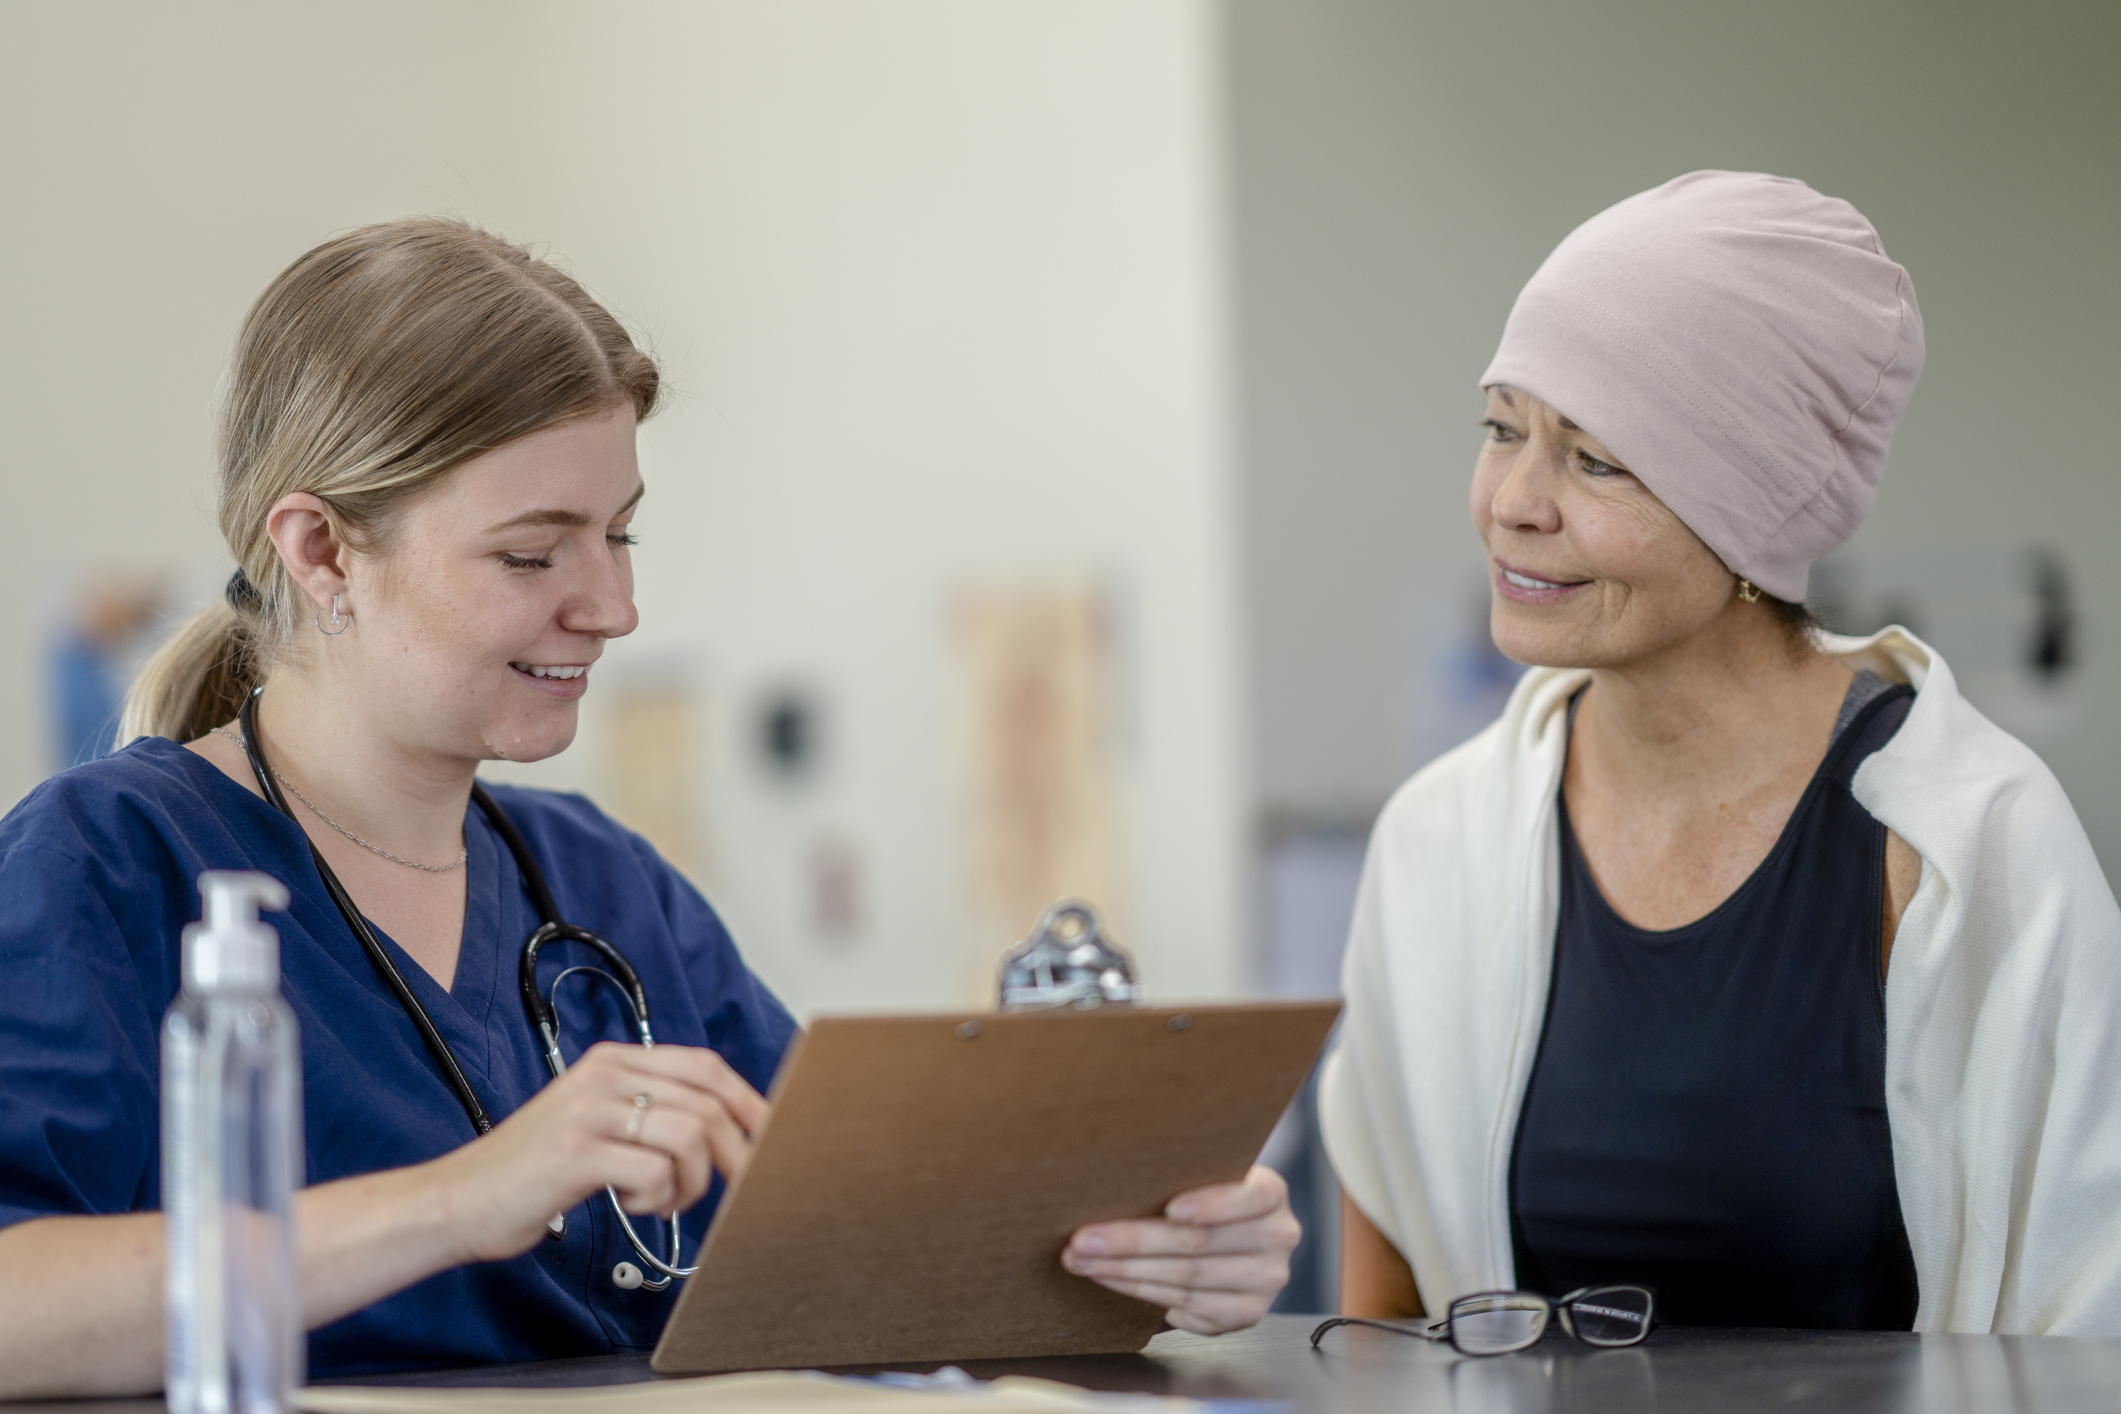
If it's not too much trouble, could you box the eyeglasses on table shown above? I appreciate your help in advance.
[1310,1284,1655,1356]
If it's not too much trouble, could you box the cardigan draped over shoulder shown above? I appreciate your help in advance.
[1320,629,2121,1334]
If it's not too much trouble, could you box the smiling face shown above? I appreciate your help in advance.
[320,405,643,764]
[1471,387,1739,669]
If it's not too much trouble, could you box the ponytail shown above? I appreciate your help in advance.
[118,583,261,745]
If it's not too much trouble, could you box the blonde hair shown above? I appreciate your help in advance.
[121,219,658,744]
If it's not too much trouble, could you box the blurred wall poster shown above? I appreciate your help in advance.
[953,583,1125,975]
[605,680,707,881]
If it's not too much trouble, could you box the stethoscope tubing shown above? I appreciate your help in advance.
[232,687,697,1285]
[237,689,495,1134]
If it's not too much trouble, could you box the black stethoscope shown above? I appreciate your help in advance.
[234,688,696,1290]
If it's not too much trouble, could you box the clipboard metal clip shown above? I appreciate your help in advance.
[998,899,1140,1011]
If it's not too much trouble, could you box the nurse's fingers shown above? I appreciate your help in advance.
[1066,1214,1291,1261]
[608,1101,707,1213]
[616,1068,766,1150]
[1165,1304,1262,1338]
[579,1043,770,1135]
[1073,1271,1270,1336]
[624,1045,769,1134]
[1068,1167,1294,1262]
[604,1100,752,1214]
[1059,1165,1296,1340]
[432,1044,766,1265]
[584,1071,760,1190]
[616,1091,756,1200]
[1164,1166,1288,1225]
[601,1137,685,1215]
[690,1098,757,1184]
[1061,1250,1289,1293]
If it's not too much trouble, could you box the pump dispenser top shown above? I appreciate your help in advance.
[182,871,291,995]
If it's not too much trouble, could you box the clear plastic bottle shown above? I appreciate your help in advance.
[164,872,304,1414]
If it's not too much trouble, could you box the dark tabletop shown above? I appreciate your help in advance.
[26,1315,2121,1413]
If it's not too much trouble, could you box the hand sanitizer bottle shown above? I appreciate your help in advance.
[164,872,303,1414]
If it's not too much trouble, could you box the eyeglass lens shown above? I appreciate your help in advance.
[1448,1292,1550,1354]
[1309,1284,1652,1358]
[1561,1284,1654,1346]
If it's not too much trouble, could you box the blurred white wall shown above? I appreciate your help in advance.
[1228,0,2121,871]
[0,2,519,784]
[477,0,1249,1014]
[0,1,1248,1017]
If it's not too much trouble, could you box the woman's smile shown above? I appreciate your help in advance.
[1492,555,1590,605]
[509,661,593,698]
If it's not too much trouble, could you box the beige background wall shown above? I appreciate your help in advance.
[0,0,518,784]
[0,0,1249,1016]
[1227,0,2121,866]
[477,0,1250,1014]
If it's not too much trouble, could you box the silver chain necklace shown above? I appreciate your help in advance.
[212,727,468,874]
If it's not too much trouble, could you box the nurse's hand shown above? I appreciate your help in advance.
[1061,1165,1300,1335]
[435,1041,769,1264]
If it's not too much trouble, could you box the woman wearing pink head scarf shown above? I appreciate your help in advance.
[1318,172,2121,1336]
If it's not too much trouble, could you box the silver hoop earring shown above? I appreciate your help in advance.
[317,593,351,636]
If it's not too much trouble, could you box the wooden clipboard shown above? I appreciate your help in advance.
[651,1000,1340,1374]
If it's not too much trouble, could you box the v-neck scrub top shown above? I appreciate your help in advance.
[0,737,798,1376]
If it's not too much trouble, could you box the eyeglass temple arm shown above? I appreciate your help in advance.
[1308,1316,1449,1349]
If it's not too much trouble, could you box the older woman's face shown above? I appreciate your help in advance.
[1471,387,1734,668]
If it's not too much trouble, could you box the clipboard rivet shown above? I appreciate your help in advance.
[1168,1014,1192,1032]
[956,1021,982,1040]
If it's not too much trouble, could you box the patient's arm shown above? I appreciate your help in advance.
[1882,828,1919,978]
[1340,1191,1423,1318]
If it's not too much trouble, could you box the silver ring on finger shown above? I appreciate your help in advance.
[625,1092,652,1141]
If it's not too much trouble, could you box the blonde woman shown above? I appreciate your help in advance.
[0,221,1299,1399]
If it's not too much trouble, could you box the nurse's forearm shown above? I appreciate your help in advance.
[0,1043,757,1399]
[0,1211,166,1398]
[295,1160,469,1330]
[0,1164,466,1401]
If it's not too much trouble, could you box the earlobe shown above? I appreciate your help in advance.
[265,491,353,615]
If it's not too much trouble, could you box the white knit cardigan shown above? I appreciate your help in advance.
[1319,629,2121,1334]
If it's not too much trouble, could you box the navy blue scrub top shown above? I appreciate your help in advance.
[0,737,797,1376]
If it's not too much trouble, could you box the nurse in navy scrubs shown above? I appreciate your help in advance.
[0,220,1299,1400]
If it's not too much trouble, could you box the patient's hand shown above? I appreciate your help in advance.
[1061,1164,1299,1335]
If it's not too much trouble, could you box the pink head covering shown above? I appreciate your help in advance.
[1480,170,1923,603]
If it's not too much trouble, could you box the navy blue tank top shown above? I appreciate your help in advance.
[1509,676,1920,1329]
